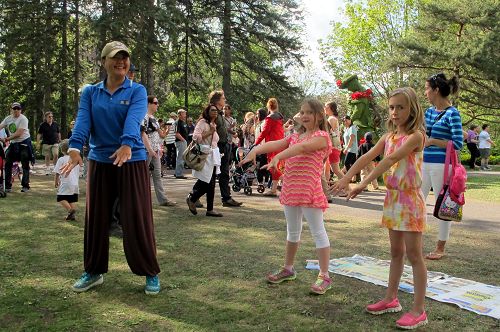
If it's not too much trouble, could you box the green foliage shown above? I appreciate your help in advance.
[0,0,305,129]
[392,0,500,124]
[319,0,419,98]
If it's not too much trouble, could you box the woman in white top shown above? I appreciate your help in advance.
[478,124,495,170]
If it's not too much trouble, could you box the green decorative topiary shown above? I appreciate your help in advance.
[336,74,376,140]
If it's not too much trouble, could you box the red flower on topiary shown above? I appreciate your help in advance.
[350,89,373,100]
[336,80,342,88]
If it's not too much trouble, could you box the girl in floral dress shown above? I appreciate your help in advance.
[332,87,428,330]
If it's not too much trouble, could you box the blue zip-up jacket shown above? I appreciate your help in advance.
[69,77,147,163]
[423,106,463,163]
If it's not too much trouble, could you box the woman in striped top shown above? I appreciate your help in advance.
[240,99,333,295]
[422,73,463,260]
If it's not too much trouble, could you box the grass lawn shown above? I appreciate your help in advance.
[466,167,500,203]
[0,174,499,331]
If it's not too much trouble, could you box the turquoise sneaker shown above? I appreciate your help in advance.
[72,272,103,292]
[145,275,160,295]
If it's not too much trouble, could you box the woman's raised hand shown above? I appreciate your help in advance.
[60,150,83,177]
[110,145,132,167]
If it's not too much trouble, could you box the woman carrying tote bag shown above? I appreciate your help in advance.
[421,73,463,260]
[186,101,222,217]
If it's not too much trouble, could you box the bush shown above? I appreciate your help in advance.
[461,149,499,165]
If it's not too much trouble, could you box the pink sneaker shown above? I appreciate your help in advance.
[366,298,402,315]
[310,274,332,295]
[266,267,296,284]
[396,311,428,330]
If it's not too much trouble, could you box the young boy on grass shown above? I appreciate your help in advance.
[54,139,80,221]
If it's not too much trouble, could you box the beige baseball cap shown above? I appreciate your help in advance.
[101,41,130,58]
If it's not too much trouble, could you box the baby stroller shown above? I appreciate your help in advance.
[230,146,266,195]
[0,143,6,198]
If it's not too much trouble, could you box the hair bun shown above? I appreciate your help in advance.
[448,76,459,95]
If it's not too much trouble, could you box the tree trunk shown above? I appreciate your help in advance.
[60,0,69,137]
[183,20,189,111]
[99,0,108,81]
[453,22,464,106]
[73,0,81,115]
[221,0,232,98]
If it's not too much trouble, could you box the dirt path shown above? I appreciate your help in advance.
[154,167,500,233]
[31,164,500,232]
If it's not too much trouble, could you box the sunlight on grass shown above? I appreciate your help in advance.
[1,173,499,331]
[466,174,500,203]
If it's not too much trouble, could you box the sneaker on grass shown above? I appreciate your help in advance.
[72,272,103,292]
[310,274,332,295]
[266,267,296,284]
[145,275,160,295]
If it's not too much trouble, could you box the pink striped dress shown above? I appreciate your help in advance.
[381,134,426,232]
[279,130,332,211]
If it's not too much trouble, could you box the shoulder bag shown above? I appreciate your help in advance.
[183,123,214,171]
[433,141,466,222]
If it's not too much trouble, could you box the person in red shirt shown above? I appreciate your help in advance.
[254,98,284,196]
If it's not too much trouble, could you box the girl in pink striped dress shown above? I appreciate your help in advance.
[241,99,333,295]
[331,87,428,330]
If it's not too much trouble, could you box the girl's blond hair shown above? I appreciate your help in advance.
[244,111,254,122]
[386,87,425,135]
[296,98,328,134]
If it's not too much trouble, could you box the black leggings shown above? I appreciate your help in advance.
[344,152,357,171]
[190,167,216,211]
[466,143,480,169]
[5,142,31,189]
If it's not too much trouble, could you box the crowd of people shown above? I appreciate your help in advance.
[0,40,497,330]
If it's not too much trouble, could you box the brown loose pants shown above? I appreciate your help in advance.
[84,160,160,276]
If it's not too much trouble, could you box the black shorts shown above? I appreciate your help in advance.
[57,194,79,203]
[344,152,357,171]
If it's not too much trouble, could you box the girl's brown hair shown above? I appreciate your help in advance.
[296,99,328,134]
[325,101,338,117]
[267,98,279,111]
[386,87,425,135]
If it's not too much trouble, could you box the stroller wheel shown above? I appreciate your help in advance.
[244,187,252,195]
[257,185,265,193]
[0,190,6,198]
[232,184,241,192]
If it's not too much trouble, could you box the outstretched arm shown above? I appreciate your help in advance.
[239,138,289,166]
[265,135,328,170]
[331,134,387,195]
[336,132,424,199]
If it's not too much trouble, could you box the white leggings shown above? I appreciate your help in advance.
[284,205,330,248]
[421,162,452,241]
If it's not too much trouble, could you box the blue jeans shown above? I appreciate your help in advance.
[175,140,187,177]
